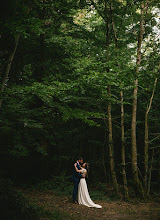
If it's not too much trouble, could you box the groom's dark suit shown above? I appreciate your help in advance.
[72,161,82,202]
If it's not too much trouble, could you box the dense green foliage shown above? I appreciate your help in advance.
[0,0,160,204]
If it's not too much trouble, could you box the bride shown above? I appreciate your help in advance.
[78,163,102,208]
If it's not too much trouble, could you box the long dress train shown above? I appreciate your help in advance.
[78,168,102,208]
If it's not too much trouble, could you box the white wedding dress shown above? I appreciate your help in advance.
[78,168,102,208]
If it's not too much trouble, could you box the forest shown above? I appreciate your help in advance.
[0,0,160,219]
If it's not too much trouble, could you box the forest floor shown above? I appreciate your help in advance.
[21,188,160,220]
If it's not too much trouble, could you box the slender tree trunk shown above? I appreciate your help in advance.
[108,84,119,195]
[91,0,119,196]
[131,1,145,198]
[0,34,20,109]
[144,77,157,192]
[147,149,154,196]
[103,126,107,179]
[144,112,149,191]
[132,79,145,197]
[110,0,129,199]
[120,91,129,201]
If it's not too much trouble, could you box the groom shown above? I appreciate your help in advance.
[72,157,84,204]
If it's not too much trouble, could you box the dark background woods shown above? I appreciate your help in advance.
[0,0,160,202]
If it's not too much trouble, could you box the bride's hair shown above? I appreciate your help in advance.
[84,162,89,178]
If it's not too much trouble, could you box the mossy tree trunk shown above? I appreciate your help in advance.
[131,1,146,198]
[104,0,119,196]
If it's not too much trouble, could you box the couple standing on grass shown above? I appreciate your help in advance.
[72,157,102,209]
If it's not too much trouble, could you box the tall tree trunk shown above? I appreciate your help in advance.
[131,79,145,197]
[144,77,157,192]
[0,34,20,109]
[91,0,119,196]
[110,0,129,199]
[105,0,119,196]
[131,1,145,198]
[120,91,129,201]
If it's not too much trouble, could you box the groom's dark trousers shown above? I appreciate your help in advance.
[72,162,82,202]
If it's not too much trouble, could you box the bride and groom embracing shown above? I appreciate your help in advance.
[72,157,102,208]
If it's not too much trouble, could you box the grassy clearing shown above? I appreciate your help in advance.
[10,175,160,220]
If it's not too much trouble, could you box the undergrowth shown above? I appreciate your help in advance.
[28,175,116,201]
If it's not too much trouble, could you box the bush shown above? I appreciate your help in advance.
[35,175,73,196]
[0,178,40,220]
